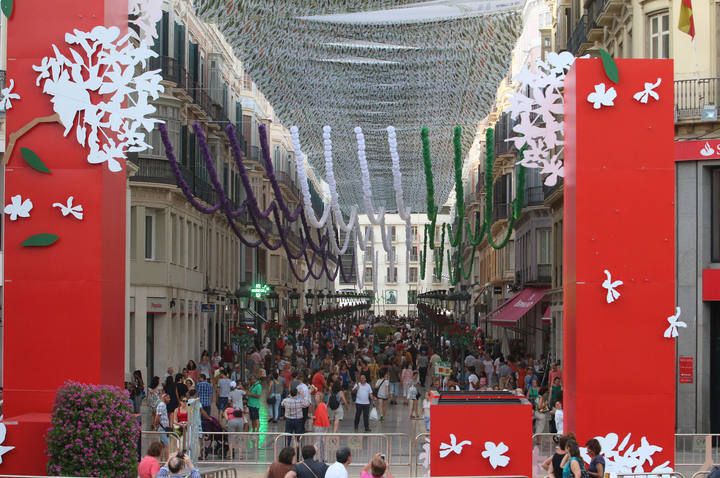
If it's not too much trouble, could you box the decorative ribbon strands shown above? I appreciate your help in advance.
[419,125,526,285]
[160,121,358,284]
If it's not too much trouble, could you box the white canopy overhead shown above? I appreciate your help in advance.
[195,0,523,212]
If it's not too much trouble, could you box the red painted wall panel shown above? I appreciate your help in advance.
[563,59,675,466]
[2,0,127,473]
[430,401,533,477]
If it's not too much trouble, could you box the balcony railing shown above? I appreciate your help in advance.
[537,264,552,283]
[524,186,546,207]
[495,112,517,157]
[276,171,299,197]
[675,78,720,122]
[492,202,510,222]
[130,157,217,205]
[568,15,588,55]
[149,56,187,90]
[586,0,606,32]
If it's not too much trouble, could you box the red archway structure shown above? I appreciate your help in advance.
[564,58,675,468]
[1,0,127,473]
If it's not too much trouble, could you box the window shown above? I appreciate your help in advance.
[409,267,418,283]
[537,228,551,264]
[385,290,397,304]
[410,245,419,262]
[390,226,397,242]
[364,267,373,283]
[144,212,155,260]
[408,290,418,305]
[386,266,397,283]
[412,226,418,240]
[649,12,669,59]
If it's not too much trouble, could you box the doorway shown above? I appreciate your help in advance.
[711,302,720,433]
[146,313,154,380]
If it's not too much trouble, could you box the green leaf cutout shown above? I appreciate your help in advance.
[22,233,59,248]
[21,147,51,174]
[599,49,619,84]
[1,0,12,19]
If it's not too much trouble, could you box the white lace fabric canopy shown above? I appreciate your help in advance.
[194,0,523,213]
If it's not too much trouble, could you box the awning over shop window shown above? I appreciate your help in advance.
[488,288,547,326]
[541,306,552,323]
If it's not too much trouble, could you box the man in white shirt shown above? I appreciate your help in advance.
[229,382,245,409]
[296,375,314,431]
[554,401,564,434]
[352,374,375,432]
[325,447,352,478]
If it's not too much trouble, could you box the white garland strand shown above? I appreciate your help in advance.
[387,125,414,252]
[290,126,332,228]
[323,126,358,234]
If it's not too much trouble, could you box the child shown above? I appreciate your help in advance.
[423,389,433,432]
[407,371,419,419]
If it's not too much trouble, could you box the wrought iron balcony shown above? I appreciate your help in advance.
[675,78,720,123]
[568,15,590,55]
[524,186,546,207]
[130,157,217,205]
[492,202,510,222]
[276,171,299,198]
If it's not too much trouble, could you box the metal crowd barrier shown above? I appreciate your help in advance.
[691,472,711,478]
[199,467,240,478]
[297,432,391,468]
[617,474,685,478]
[412,432,430,478]
[140,429,183,458]
[192,431,291,464]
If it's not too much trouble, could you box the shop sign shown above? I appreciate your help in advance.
[435,361,452,376]
[201,303,216,313]
[679,356,693,384]
[147,297,167,313]
[676,140,720,162]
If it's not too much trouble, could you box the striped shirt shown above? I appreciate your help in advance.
[281,395,311,419]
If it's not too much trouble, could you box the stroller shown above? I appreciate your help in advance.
[201,415,229,459]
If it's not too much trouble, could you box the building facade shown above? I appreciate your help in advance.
[337,213,451,317]
[127,0,330,380]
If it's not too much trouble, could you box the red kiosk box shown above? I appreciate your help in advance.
[430,391,533,477]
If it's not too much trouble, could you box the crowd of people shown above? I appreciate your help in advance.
[134,312,565,477]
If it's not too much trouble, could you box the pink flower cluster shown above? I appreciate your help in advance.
[46,381,140,477]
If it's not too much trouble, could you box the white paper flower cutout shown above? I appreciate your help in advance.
[602,269,623,304]
[0,420,14,464]
[663,307,687,339]
[418,436,431,477]
[507,52,576,187]
[633,78,662,104]
[0,79,21,111]
[581,433,669,475]
[4,195,33,221]
[53,196,84,220]
[439,433,472,458]
[588,83,617,109]
[481,441,510,469]
[129,0,163,45]
[32,26,164,172]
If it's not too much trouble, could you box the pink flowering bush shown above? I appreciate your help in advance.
[47,381,139,477]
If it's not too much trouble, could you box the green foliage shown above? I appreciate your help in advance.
[373,324,396,340]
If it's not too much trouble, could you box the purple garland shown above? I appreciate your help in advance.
[161,121,345,283]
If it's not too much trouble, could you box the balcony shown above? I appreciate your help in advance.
[130,157,217,205]
[492,202,510,222]
[568,15,591,55]
[537,264,552,283]
[585,0,605,42]
[675,78,720,123]
[524,186,547,207]
[494,112,516,157]
[276,171,299,199]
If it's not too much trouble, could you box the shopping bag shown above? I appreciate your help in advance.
[369,407,379,421]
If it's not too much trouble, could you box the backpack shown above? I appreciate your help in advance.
[709,466,720,478]
[328,392,340,410]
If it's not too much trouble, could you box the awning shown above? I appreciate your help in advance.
[541,306,552,323]
[488,287,547,326]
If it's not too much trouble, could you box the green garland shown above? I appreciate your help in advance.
[418,125,526,283]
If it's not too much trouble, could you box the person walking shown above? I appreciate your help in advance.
[281,387,311,446]
[560,439,584,478]
[216,371,232,417]
[268,372,283,423]
[195,374,212,417]
[374,370,390,421]
[328,380,347,433]
[246,375,262,432]
[542,433,573,478]
[153,393,171,448]
[585,438,605,478]
[352,374,375,432]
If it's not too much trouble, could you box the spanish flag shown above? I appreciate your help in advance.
[678,0,695,39]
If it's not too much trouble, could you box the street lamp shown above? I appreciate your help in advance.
[267,289,279,315]
[318,289,327,309]
[235,285,251,310]
[305,290,315,313]
[289,288,300,313]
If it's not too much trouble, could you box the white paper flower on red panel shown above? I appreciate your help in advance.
[663,307,687,339]
[4,195,33,221]
[439,433,472,458]
[587,83,617,109]
[32,26,164,173]
[581,433,669,475]
[0,79,21,111]
[481,441,510,469]
[633,78,662,104]
[53,196,84,220]
[0,418,15,463]
[602,269,623,304]
[129,0,163,45]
